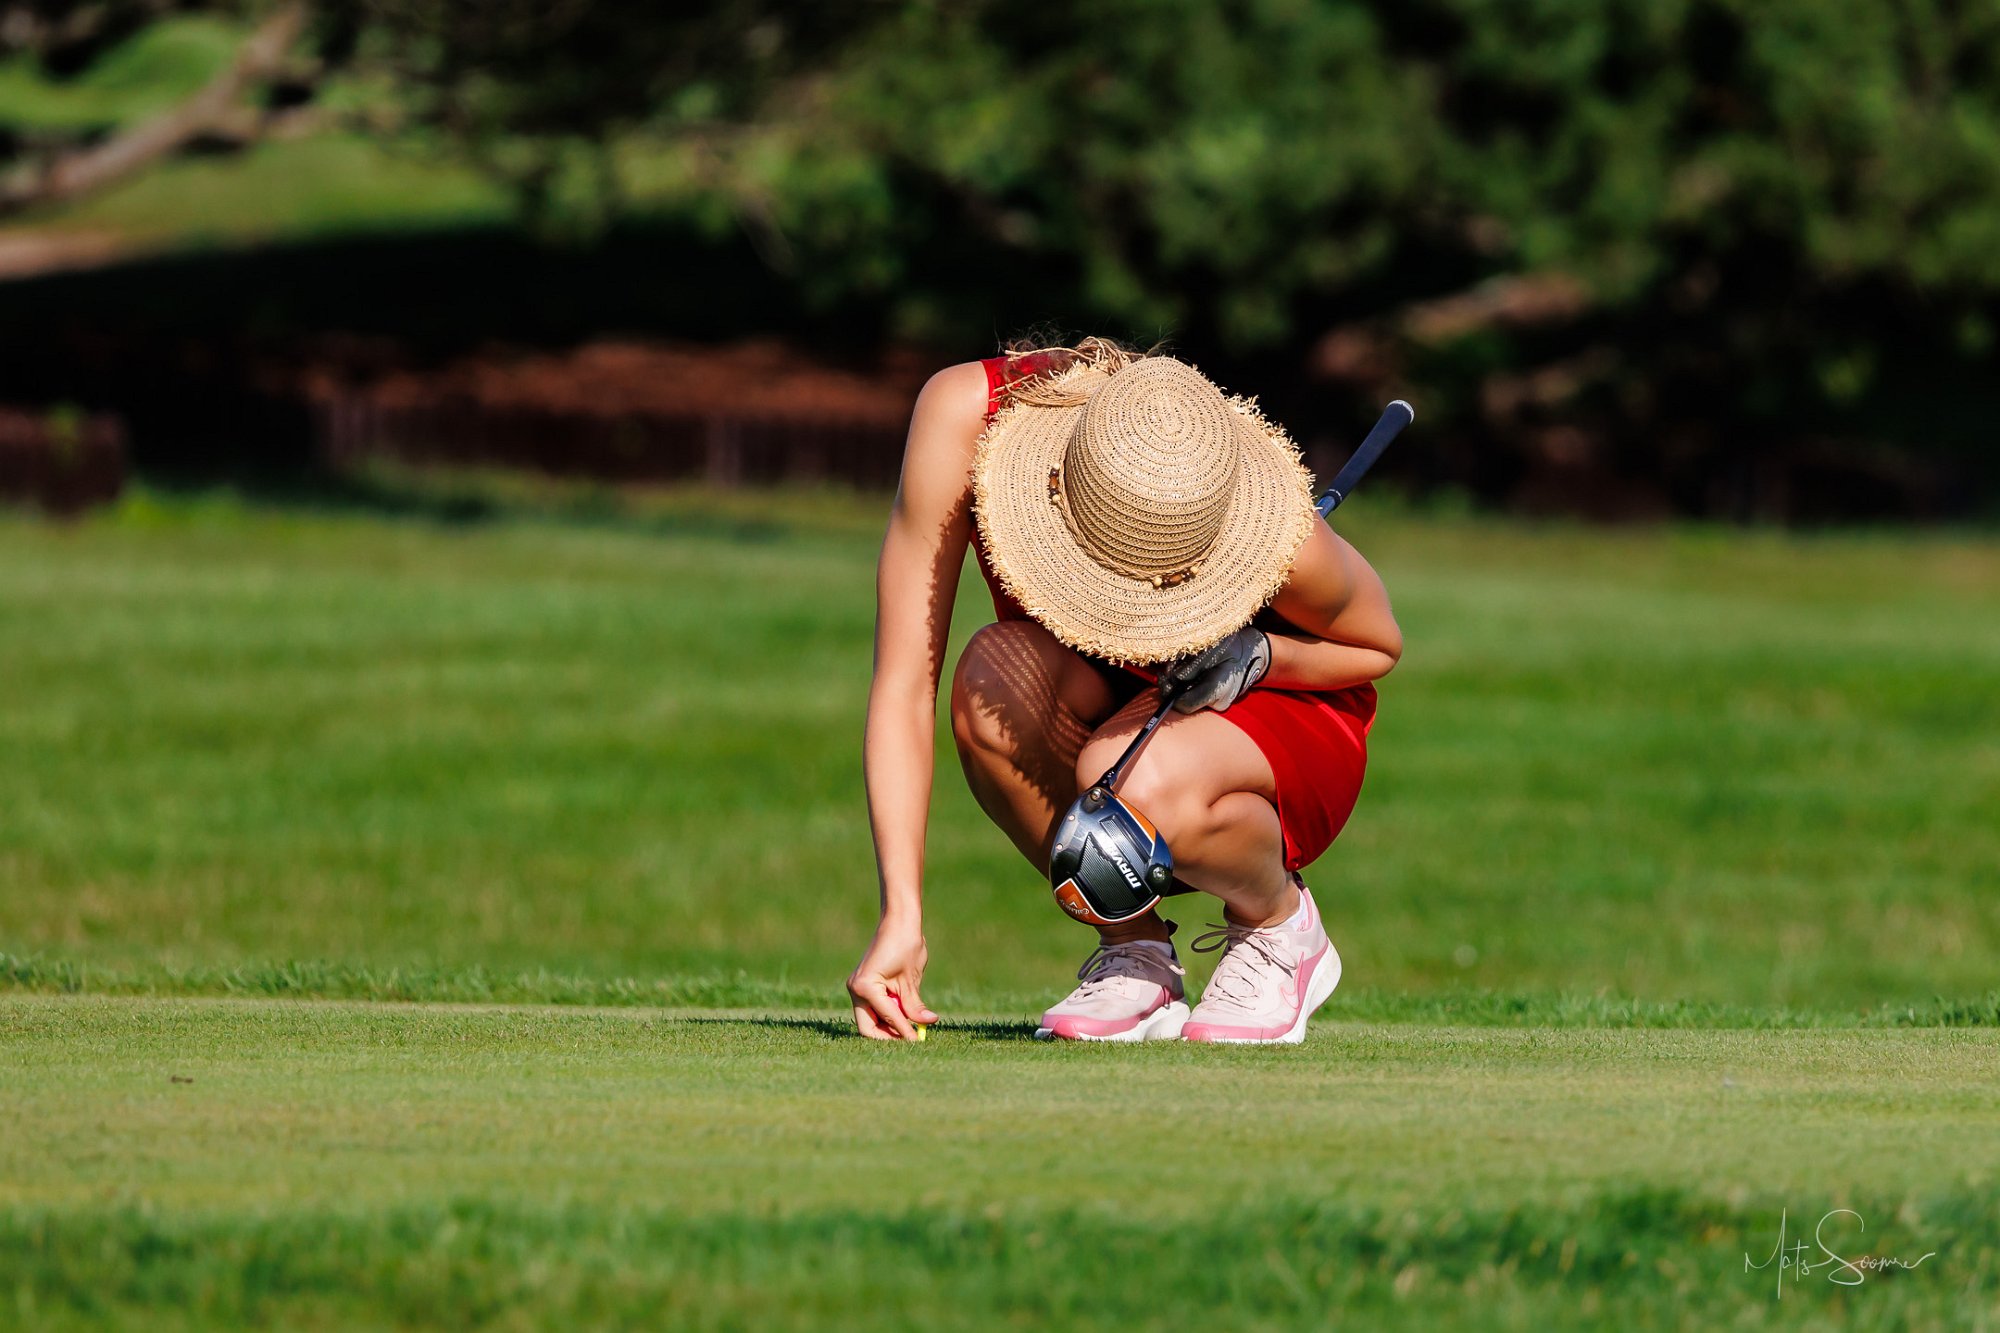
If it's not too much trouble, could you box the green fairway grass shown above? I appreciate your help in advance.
[2,481,1996,1015]
[3,996,1996,1330]
[5,483,1998,1327]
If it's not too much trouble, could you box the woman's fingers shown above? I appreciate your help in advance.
[852,977,917,1040]
[853,1002,896,1041]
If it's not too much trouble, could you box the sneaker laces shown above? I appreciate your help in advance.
[1072,936,1184,997]
[1190,921,1291,1004]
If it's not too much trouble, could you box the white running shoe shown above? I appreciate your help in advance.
[1034,927,1190,1042]
[1182,881,1341,1045]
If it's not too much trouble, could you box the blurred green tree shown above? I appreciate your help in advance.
[703,0,2000,510]
[321,2,886,238]
[4,1,1995,513]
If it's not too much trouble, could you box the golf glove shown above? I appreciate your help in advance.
[1163,627,1271,714]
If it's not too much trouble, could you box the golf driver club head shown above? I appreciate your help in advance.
[1048,785,1175,926]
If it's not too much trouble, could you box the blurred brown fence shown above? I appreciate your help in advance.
[313,400,909,488]
[0,407,126,513]
[304,339,925,489]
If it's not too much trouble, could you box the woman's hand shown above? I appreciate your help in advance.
[848,918,939,1040]
[1165,626,1272,713]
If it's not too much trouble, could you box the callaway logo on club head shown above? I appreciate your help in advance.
[1093,832,1146,892]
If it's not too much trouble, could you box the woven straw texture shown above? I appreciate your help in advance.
[971,355,1317,665]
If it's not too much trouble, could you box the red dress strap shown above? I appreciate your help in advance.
[980,351,1067,421]
[981,355,1010,420]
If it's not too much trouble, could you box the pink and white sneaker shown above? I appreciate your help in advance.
[1182,881,1341,1045]
[1034,928,1190,1042]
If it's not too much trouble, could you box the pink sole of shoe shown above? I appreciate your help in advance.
[1033,1001,1191,1043]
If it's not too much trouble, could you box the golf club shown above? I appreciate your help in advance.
[1047,399,1415,927]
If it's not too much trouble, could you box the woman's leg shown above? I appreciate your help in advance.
[1072,694,1300,928]
[948,621,1169,944]
[1078,695,1344,1045]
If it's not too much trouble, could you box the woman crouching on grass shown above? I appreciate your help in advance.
[850,338,1402,1043]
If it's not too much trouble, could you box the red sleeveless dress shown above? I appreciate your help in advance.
[970,355,1376,872]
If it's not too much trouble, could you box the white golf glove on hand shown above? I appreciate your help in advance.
[1163,626,1272,714]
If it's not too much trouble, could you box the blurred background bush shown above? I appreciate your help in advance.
[0,0,1995,520]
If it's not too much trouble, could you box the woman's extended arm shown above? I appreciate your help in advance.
[1260,522,1404,692]
[848,361,989,1040]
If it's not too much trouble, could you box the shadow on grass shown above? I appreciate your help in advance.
[664,1015,1042,1044]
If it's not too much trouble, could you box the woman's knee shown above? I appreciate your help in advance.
[1075,728,1220,845]
[1126,764,1225,847]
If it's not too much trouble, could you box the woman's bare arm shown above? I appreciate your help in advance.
[1259,522,1404,692]
[848,360,989,1040]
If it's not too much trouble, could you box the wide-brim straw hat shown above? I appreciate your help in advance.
[972,352,1317,665]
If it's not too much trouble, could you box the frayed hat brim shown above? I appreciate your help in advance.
[970,360,1317,666]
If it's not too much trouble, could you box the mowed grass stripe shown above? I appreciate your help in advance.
[4,997,1996,1216]
[5,995,1997,1329]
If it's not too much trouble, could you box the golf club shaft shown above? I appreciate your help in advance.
[1092,398,1414,798]
[1092,687,1180,794]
